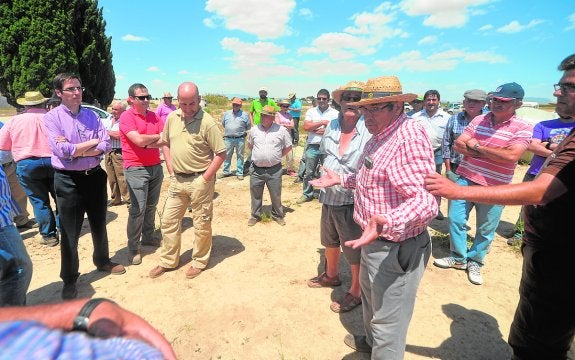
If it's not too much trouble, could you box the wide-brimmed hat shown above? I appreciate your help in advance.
[231,97,242,105]
[162,92,173,98]
[332,80,365,104]
[16,91,49,106]
[261,104,276,116]
[288,92,296,99]
[278,98,290,106]
[348,76,416,106]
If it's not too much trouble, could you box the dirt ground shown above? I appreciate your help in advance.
[19,152,565,360]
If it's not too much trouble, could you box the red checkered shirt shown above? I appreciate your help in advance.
[342,113,438,242]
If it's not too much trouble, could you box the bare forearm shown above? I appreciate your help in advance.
[203,152,226,180]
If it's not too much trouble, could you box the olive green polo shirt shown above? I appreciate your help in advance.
[162,108,225,173]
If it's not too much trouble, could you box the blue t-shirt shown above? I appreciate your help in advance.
[528,118,575,175]
[288,99,302,118]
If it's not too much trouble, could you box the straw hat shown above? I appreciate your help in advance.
[348,76,416,106]
[261,105,276,116]
[288,92,296,99]
[332,80,365,104]
[16,91,49,106]
[278,98,290,106]
[162,92,173,98]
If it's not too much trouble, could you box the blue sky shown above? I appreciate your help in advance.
[98,0,574,103]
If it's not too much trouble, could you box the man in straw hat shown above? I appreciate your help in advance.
[425,53,575,359]
[0,91,59,246]
[307,80,371,314]
[311,75,437,357]
[155,91,176,124]
[247,105,292,226]
[287,92,302,145]
[219,97,250,180]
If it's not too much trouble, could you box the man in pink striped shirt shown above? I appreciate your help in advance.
[311,75,437,358]
[433,82,532,286]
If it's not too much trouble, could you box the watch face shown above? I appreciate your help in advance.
[73,316,89,331]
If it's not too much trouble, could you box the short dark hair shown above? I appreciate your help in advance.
[558,54,575,71]
[52,72,81,90]
[317,88,330,99]
[128,83,148,97]
[424,90,440,101]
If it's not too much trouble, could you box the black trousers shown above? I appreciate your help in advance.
[54,167,110,284]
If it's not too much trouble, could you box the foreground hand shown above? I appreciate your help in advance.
[345,215,386,249]
[309,168,340,188]
[90,301,177,360]
[54,136,68,143]
[424,172,461,199]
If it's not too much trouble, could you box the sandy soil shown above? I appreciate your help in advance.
[19,156,559,360]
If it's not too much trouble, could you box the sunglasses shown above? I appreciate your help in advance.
[342,95,361,102]
[133,95,152,101]
[280,105,289,108]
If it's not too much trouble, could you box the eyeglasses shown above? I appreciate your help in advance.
[62,86,85,93]
[342,95,361,102]
[358,103,393,115]
[316,97,329,101]
[280,105,289,108]
[554,83,575,94]
[132,95,152,101]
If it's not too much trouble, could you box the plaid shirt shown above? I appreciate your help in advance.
[342,113,438,242]
[442,111,472,166]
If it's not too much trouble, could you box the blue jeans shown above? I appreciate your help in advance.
[0,225,33,306]
[16,157,58,239]
[125,165,163,252]
[448,176,504,265]
[302,144,322,199]
[223,137,245,176]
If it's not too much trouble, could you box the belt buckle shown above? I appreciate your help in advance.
[84,168,91,175]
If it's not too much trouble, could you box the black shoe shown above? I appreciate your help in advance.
[344,334,372,353]
[62,283,77,300]
[17,220,38,231]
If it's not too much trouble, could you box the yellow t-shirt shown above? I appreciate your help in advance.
[162,108,225,173]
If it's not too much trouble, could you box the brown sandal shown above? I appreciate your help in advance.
[307,272,341,288]
[330,292,362,313]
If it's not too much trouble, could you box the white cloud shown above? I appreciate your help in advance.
[418,35,437,45]
[121,34,149,42]
[116,75,125,80]
[479,24,493,31]
[374,49,506,72]
[497,19,544,33]
[299,4,407,61]
[147,66,160,72]
[299,8,313,19]
[566,13,575,31]
[220,37,288,70]
[203,18,216,28]
[178,70,189,75]
[204,0,295,39]
[400,0,491,28]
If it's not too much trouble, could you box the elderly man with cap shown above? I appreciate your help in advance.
[247,105,292,226]
[442,89,488,176]
[0,91,59,246]
[249,87,278,127]
[103,100,130,206]
[306,81,371,314]
[407,94,424,116]
[219,97,250,180]
[311,76,437,358]
[155,92,176,124]
[433,82,532,286]
[287,92,302,145]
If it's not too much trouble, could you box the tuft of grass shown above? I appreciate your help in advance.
[260,212,273,223]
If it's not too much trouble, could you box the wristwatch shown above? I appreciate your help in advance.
[473,143,480,151]
[545,142,552,150]
[72,298,115,332]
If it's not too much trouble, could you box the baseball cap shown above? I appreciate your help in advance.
[259,87,268,93]
[491,82,524,101]
[463,89,487,101]
[231,97,242,105]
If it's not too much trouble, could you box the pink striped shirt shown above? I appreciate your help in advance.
[342,113,438,242]
[0,108,53,161]
[457,113,532,186]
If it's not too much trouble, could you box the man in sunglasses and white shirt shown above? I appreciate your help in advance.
[119,84,165,266]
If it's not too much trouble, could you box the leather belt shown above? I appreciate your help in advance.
[56,165,102,176]
[1,161,14,168]
[175,171,205,178]
[224,135,246,139]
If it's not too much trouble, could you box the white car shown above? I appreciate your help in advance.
[82,104,113,123]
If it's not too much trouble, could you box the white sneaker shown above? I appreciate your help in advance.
[467,261,483,285]
[433,256,467,270]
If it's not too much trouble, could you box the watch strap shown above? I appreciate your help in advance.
[72,298,114,332]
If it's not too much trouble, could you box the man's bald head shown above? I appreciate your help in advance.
[177,82,202,118]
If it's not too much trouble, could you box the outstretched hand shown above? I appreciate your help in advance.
[424,172,461,199]
[345,215,386,249]
[309,168,341,188]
